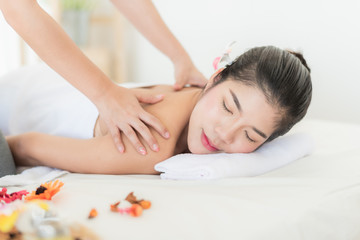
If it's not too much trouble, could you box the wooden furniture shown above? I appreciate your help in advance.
[19,0,126,83]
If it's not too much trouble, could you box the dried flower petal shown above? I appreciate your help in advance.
[125,192,139,204]
[88,208,98,219]
[111,192,150,217]
[110,201,120,212]
[25,180,64,201]
[129,204,143,217]
[0,188,29,204]
[139,200,151,209]
[125,192,151,210]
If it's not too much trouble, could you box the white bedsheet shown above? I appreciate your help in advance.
[4,119,360,240]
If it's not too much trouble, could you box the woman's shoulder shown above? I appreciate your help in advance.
[143,85,201,129]
[90,85,202,174]
[130,84,200,96]
[143,85,201,123]
[94,85,201,138]
[130,84,202,125]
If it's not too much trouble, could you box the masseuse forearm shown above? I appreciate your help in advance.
[0,0,114,103]
[111,0,191,64]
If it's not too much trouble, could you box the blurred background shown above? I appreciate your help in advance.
[0,0,359,124]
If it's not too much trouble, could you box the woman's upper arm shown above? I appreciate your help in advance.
[88,133,176,174]
[18,89,190,174]
[24,131,175,175]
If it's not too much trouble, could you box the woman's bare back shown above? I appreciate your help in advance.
[94,85,200,139]
[8,85,202,174]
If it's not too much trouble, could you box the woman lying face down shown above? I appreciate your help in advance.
[6,46,312,174]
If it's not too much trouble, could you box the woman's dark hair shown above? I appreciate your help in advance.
[213,46,312,141]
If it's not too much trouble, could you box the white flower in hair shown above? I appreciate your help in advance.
[212,41,237,70]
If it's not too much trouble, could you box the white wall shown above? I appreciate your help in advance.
[1,0,359,124]
[0,13,21,76]
[0,0,54,76]
[125,0,360,124]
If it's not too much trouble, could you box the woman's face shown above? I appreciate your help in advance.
[187,77,279,154]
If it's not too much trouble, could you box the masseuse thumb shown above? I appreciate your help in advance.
[173,76,187,90]
[173,82,185,91]
[137,93,164,104]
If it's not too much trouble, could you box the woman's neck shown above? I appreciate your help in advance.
[169,87,202,154]
[175,123,190,154]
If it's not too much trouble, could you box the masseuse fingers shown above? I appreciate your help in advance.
[173,72,187,90]
[121,123,147,155]
[134,92,169,139]
[173,80,185,90]
[109,125,124,153]
[139,110,170,141]
[188,74,207,87]
[131,119,160,153]
[174,67,207,90]
[185,69,207,88]
[137,93,164,104]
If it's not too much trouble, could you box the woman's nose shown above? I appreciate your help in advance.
[215,125,236,144]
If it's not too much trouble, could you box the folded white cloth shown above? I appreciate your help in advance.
[155,133,315,180]
[0,166,68,187]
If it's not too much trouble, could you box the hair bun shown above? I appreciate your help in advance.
[287,50,311,73]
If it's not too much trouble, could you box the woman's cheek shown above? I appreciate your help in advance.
[227,140,257,153]
[204,101,221,118]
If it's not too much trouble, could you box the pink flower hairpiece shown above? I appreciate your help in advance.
[212,41,237,70]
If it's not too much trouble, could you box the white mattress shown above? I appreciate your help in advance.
[5,118,360,240]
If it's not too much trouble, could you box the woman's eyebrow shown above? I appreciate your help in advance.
[229,89,268,139]
[252,127,267,139]
[229,89,241,112]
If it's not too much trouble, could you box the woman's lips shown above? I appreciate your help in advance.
[201,130,219,152]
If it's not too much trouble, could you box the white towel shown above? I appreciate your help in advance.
[154,133,315,180]
[0,166,68,187]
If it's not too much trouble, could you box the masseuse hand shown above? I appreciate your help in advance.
[173,56,208,90]
[97,85,169,155]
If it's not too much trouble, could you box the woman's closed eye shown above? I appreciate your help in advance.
[222,100,255,143]
[245,130,255,143]
[222,100,233,114]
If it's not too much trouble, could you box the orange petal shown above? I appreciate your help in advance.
[88,208,98,219]
[110,201,121,212]
[130,204,142,217]
[139,200,151,209]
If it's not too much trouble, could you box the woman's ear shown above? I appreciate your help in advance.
[205,68,225,91]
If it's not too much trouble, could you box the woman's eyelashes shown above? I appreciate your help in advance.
[222,100,233,114]
[245,130,255,143]
[221,99,256,144]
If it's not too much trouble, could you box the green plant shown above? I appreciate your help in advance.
[61,0,96,10]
